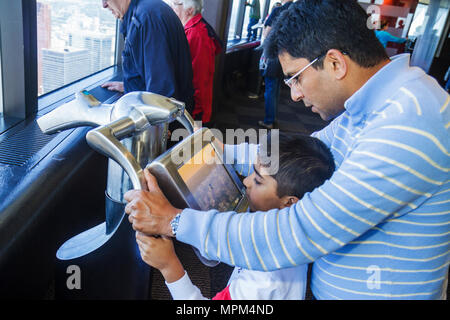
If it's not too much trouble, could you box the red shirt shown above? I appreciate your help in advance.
[212,285,232,300]
[184,14,221,123]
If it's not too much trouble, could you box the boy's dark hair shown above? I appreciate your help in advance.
[260,132,335,199]
[264,0,388,69]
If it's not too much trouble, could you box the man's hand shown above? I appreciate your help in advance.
[124,169,183,236]
[135,232,185,283]
[101,81,124,93]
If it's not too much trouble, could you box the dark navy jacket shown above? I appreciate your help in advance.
[121,0,194,113]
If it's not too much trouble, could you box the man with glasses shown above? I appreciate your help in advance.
[124,0,449,299]
[101,0,194,115]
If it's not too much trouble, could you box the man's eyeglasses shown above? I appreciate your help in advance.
[283,54,325,88]
[283,52,349,88]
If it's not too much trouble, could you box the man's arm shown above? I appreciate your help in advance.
[175,114,447,270]
[125,105,447,271]
[124,142,257,234]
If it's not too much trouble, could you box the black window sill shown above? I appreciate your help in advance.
[38,66,123,116]
[0,115,22,136]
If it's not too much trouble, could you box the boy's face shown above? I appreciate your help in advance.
[243,159,298,212]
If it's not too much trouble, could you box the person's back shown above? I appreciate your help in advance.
[121,0,194,113]
[183,12,222,123]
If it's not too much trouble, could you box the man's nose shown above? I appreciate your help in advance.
[290,86,305,102]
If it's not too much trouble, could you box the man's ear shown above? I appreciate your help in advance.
[325,49,348,80]
[280,195,300,209]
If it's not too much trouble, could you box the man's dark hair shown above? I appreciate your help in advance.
[264,0,388,68]
[260,132,335,199]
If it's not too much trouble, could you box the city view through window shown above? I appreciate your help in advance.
[37,0,117,96]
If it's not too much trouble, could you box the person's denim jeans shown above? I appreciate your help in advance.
[247,17,258,40]
[263,76,281,125]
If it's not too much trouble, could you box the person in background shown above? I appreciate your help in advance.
[169,0,222,125]
[135,133,335,300]
[100,0,194,115]
[375,20,407,48]
[258,0,293,129]
[245,0,261,42]
[124,0,450,300]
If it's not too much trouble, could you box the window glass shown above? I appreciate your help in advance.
[408,3,428,37]
[37,0,117,96]
[228,0,241,40]
[242,4,251,39]
[242,0,269,40]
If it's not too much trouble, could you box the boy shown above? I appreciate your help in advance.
[136,133,335,300]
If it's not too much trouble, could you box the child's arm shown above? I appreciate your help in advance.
[135,232,208,300]
[135,233,184,283]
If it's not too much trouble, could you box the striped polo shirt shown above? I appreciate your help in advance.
[177,54,450,299]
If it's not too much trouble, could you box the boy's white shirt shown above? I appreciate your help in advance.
[166,262,307,300]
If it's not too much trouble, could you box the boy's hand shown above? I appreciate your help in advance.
[135,232,185,283]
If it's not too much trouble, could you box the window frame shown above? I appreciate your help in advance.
[0,0,123,134]
[0,0,27,121]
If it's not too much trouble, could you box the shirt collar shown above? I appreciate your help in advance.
[344,53,417,124]
[184,13,203,31]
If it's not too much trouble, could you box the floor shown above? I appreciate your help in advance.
[213,84,328,135]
